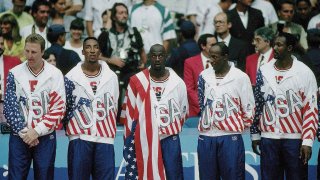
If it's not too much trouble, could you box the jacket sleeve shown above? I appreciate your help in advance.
[239,74,255,128]
[34,72,66,136]
[301,71,318,147]
[184,60,200,116]
[179,81,189,122]
[198,74,205,114]
[61,77,76,127]
[250,70,264,140]
[4,72,26,134]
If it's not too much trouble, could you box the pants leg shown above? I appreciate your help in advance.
[260,138,283,180]
[33,132,57,180]
[8,134,32,180]
[281,139,308,180]
[68,139,93,180]
[197,135,219,180]
[92,143,115,180]
[218,134,245,180]
[161,135,184,180]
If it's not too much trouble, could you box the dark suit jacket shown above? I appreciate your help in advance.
[227,7,264,53]
[228,36,250,71]
[184,54,204,117]
[245,49,274,85]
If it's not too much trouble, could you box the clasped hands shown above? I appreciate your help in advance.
[18,127,39,148]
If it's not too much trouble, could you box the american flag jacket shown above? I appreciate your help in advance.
[251,57,318,147]
[121,68,188,180]
[4,61,66,136]
[198,66,255,136]
[63,61,119,144]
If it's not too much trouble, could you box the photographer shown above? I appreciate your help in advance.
[98,2,146,123]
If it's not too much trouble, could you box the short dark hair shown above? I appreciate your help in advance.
[70,18,84,31]
[278,0,294,11]
[31,0,50,15]
[83,37,99,47]
[296,0,311,6]
[198,34,215,50]
[307,29,320,47]
[278,32,297,47]
[212,42,229,56]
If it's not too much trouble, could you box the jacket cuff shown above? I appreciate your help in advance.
[34,122,49,136]
[302,139,313,147]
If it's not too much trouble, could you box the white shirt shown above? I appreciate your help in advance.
[237,10,248,29]
[201,52,211,69]
[217,33,231,47]
[64,41,85,61]
[251,0,278,26]
[257,48,273,70]
[20,24,51,49]
[307,14,320,30]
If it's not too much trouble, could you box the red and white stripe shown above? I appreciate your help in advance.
[31,91,65,130]
[121,69,166,180]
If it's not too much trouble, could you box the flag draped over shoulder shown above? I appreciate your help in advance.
[121,69,166,180]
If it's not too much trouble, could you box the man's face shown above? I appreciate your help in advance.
[252,35,270,53]
[149,46,166,71]
[12,0,26,16]
[214,13,230,35]
[24,42,44,68]
[53,0,66,15]
[209,45,227,72]
[33,5,50,27]
[82,39,101,63]
[296,1,311,19]
[202,37,217,55]
[114,5,128,26]
[278,3,294,22]
[273,36,290,60]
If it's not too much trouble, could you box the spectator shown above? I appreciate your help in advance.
[45,24,81,75]
[246,27,275,86]
[20,0,51,49]
[42,51,56,66]
[0,29,21,124]
[64,18,85,61]
[186,0,232,36]
[269,0,308,49]
[251,0,278,26]
[49,0,75,34]
[65,0,83,17]
[84,0,125,37]
[184,34,216,117]
[293,0,318,30]
[227,0,264,54]
[167,20,200,78]
[214,12,249,71]
[307,12,320,29]
[0,0,34,29]
[129,0,177,53]
[0,13,25,61]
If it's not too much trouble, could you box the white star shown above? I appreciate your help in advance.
[124,146,126,150]
[131,139,134,144]
[129,172,133,176]
[133,158,136,162]
[131,165,135,169]
[128,154,131,159]
[129,147,133,151]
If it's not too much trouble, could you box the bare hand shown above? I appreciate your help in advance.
[300,145,312,165]
[29,139,40,148]
[110,57,125,68]
[18,127,29,138]
[22,128,39,145]
[252,140,261,155]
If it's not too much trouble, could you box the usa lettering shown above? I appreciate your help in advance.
[74,92,116,129]
[19,91,50,121]
[201,94,239,129]
[263,89,303,126]
[156,99,182,128]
